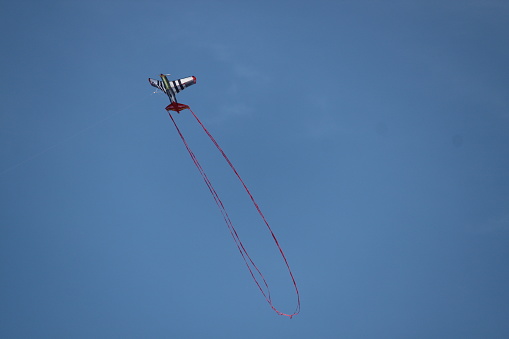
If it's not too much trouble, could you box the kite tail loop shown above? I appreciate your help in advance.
[167,111,273,307]
[187,108,300,318]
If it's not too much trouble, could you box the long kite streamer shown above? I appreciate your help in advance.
[167,109,300,318]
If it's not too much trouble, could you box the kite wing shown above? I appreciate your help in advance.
[148,78,166,92]
[169,76,197,94]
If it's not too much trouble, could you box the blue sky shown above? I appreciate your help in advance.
[1,1,509,338]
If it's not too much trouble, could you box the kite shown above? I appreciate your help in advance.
[148,74,300,318]
[148,74,197,113]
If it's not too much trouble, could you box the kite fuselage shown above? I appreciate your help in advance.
[160,74,172,90]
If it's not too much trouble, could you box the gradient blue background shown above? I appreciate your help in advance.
[1,1,509,338]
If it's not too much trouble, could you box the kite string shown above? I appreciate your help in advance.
[167,112,273,306]
[185,108,300,318]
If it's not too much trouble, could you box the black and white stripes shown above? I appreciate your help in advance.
[148,76,196,104]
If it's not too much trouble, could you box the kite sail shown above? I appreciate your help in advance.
[149,73,300,318]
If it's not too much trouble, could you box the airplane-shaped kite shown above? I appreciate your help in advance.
[148,74,196,112]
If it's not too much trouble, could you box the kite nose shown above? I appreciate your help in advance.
[192,76,197,84]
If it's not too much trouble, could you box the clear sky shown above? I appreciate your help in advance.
[1,1,509,338]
